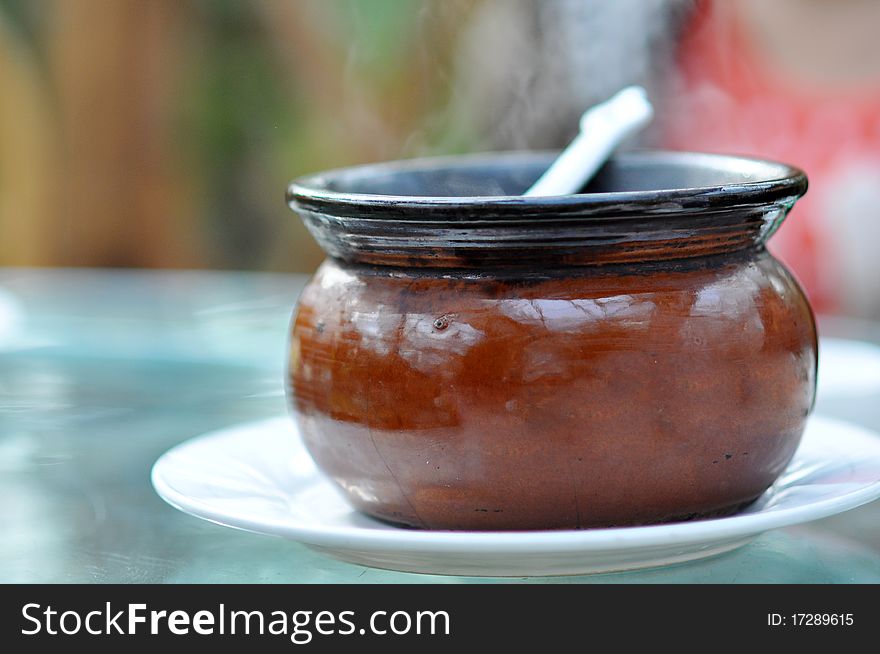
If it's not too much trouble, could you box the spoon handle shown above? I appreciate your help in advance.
[524,86,654,197]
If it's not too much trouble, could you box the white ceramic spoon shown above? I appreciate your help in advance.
[524,86,654,197]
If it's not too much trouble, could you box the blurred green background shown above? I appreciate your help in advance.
[0,0,479,271]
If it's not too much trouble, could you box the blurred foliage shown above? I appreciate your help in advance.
[0,0,480,271]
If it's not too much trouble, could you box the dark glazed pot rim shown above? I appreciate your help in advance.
[286,150,808,269]
[288,150,806,217]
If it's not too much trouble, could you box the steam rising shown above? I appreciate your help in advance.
[449,0,692,149]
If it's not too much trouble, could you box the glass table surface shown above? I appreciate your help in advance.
[1,267,879,584]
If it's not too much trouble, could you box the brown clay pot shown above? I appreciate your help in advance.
[286,151,815,530]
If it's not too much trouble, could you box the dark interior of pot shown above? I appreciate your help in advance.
[313,151,797,199]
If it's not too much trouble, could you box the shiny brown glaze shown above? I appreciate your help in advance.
[287,151,815,530]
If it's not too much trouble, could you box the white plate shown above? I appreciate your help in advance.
[818,337,880,399]
[152,415,880,577]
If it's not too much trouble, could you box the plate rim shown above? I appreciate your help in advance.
[151,414,880,554]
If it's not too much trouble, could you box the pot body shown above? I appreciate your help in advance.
[289,250,816,529]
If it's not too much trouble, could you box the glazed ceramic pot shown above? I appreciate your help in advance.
[286,151,815,530]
